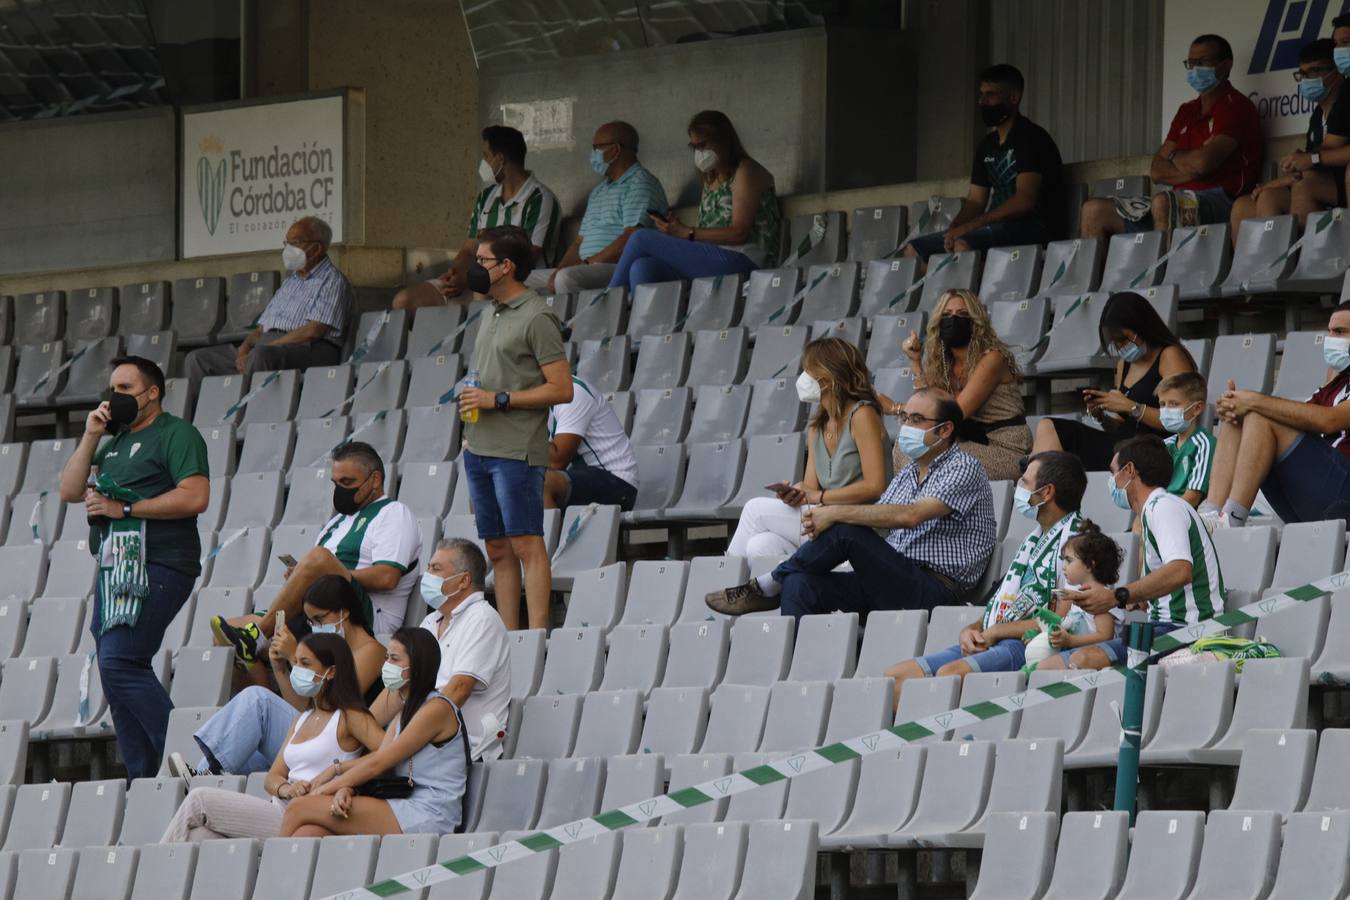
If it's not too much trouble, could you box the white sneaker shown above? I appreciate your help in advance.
[1198,509,1228,534]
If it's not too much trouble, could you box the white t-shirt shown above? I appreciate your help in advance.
[419,592,512,761]
[548,377,639,488]
[316,497,422,634]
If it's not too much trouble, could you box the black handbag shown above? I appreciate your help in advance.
[355,775,414,800]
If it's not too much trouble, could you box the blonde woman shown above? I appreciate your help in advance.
[727,337,890,559]
[892,289,1030,480]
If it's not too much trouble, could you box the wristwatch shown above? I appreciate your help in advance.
[1311,151,1322,167]
[1115,586,1131,609]
[122,503,133,518]
[1129,402,1144,421]
[494,391,511,411]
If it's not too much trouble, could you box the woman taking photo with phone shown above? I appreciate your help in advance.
[726,337,890,559]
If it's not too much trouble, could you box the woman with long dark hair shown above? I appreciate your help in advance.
[160,633,381,841]
[608,109,782,291]
[280,628,468,838]
[1031,291,1197,470]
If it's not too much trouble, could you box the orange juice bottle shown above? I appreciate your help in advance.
[460,370,480,423]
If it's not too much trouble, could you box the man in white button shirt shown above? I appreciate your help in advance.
[545,375,640,510]
[417,537,511,760]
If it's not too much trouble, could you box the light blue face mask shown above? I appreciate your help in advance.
[289,665,329,699]
[590,146,612,175]
[1300,76,1330,104]
[897,423,936,460]
[309,612,345,636]
[1324,335,1350,371]
[1159,404,1196,434]
[1108,471,1133,510]
[1185,65,1218,93]
[420,572,446,607]
[1013,483,1044,520]
[1336,47,1350,76]
[1116,339,1145,363]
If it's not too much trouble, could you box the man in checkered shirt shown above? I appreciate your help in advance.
[707,388,997,620]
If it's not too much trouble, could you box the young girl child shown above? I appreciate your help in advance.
[1023,522,1122,671]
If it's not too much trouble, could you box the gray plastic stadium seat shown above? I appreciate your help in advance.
[859,257,920,317]
[350,409,407,464]
[72,845,138,900]
[722,616,794,687]
[680,556,749,624]
[744,377,806,437]
[967,813,1057,900]
[1189,658,1309,766]
[1284,206,1350,292]
[58,336,124,406]
[661,620,730,690]
[20,596,84,657]
[790,211,845,266]
[43,537,97,596]
[601,753,664,815]
[572,689,642,756]
[1041,810,1128,900]
[1269,519,1345,590]
[1079,470,1133,532]
[621,560,688,627]
[170,277,226,345]
[991,296,1052,372]
[850,206,905,262]
[130,841,196,900]
[631,332,692,391]
[189,837,262,899]
[59,778,125,848]
[550,832,620,899]
[198,423,238,477]
[757,680,831,753]
[1208,334,1275,420]
[664,441,745,521]
[158,707,219,776]
[35,652,108,740]
[568,286,631,345]
[787,613,857,682]
[170,646,235,707]
[954,672,1026,742]
[1185,810,1281,900]
[887,740,995,848]
[0,442,26,498]
[700,684,771,753]
[305,834,378,900]
[550,506,620,591]
[401,405,459,463]
[1100,230,1165,291]
[1274,331,1335,399]
[1258,589,1329,662]
[894,674,960,741]
[457,299,492,353]
[351,360,410,415]
[663,754,735,827]
[3,781,71,850]
[626,445,686,525]
[717,431,805,518]
[0,544,45,603]
[1141,661,1236,765]
[536,756,605,827]
[406,303,464,358]
[222,270,280,342]
[1068,669,1167,769]
[810,315,866,348]
[1221,215,1298,296]
[14,292,64,346]
[14,340,65,407]
[428,832,497,900]
[282,466,334,525]
[192,374,245,427]
[907,196,963,238]
[599,624,668,693]
[125,329,176,377]
[289,416,351,471]
[918,250,982,310]
[1210,525,1276,608]
[729,820,816,900]
[482,832,555,900]
[641,686,712,757]
[206,525,272,589]
[350,309,408,363]
[1033,293,1112,373]
[668,821,746,900]
[629,280,688,337]
[251,837,321,900]
[1267,811,1350,899]
[0,721,26,785]
[295,364,355,419]
[741,268,802,330]
[222,471,283,529]
[1016,670,1093,753]
[394,460,454,521]
[120,777,186,846]
[979,244,1042,303]
[799,263,859,322]
[234,421,294,476]
[631,388,692,446]
[612,827,682,900]
[120,280,169,334]
[855,610,926,676]
[161,377,193,421]
[0,656,56,724]
[686,328,748,388]
[1038,237,1104,296]
[683,274,744,333]
[476,759,547,833]
[1163,223,1231,299]
[924,605,977,654]
[507,631,544,703]
[1090,175,1150,198]
[575,335,632,393]
[22,438,73,495]
[935,739,1063,848]
[687,384,749,444]
[1228,727,1315,815]
[744,325,809,382]
[514,694,583,759]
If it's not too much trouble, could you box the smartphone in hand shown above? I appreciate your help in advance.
[764,481,791,495]
[277,554,299,569]
[646,208,668,221]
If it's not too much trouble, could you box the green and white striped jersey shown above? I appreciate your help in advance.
[1140,488,1226,625]
[467,173,561,261]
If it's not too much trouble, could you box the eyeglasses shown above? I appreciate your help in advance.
[282,239,317,248]
[592,141,619,151]
[474,255,503,267]
[894,412,943,426]
[1181,56,1226,69]
[1294,66,1335,82]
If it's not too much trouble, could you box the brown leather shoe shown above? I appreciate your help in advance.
[705,579,780,616]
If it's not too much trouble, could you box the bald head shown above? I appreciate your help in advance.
[592,122,639,177]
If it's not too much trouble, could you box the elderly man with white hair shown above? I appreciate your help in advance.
[184,215,354,393]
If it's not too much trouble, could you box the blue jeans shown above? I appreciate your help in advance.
[608,228,758,292]
[1262,433,1350,524]
[1057,622,1182,665]
[907,218,1050,260]
[463,448,546,538]
[771,523,958,621]
[91,563,196,780]
[192,685,298,775]
[916,638,1028,675]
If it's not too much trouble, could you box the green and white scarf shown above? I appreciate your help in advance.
[981,512,1082,630]
[94,473,148,635]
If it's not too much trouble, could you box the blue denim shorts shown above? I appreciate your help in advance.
[463,449,546,539]
[1056,621,1182,665]
[907,219,1050,259]
[565,462,638,511]
[915,638,1028,675]
[1262,432,1350,524]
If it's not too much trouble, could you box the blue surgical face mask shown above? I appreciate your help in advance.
[897,423,936,460]
[1159,404,1195,434]
[1300,76,1330,104]
[289,665,329,699]
[1324,335,1350,371]
[1013,483,1045,520]
[1336,47,1350,77]
[1116,339,1145,363]
[420,572,447,608]
[1109,470,1133,510]
[309,612,345,636]
[1186,65,1218,94]
[589,146,612,176]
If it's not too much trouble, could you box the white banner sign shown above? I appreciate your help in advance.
[1163,0,1348,140]
[182,95,345,258]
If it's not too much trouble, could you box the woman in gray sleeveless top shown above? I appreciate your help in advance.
[280,627,468,837]
[728,338,892,558]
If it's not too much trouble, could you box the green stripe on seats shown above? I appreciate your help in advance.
[891,721,935,742]
[367,879,411,897]
[595,809,638,830]
[816,742,860,763]
[669,787,713,808]
[741,765,786,786]
[444,856,485,876]
[964,700,1004,720]
[1037,680,1083,699]
[519,833,561,852]
[1286,584,1331,601]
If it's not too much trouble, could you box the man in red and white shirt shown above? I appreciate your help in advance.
[1080,33,1263,238]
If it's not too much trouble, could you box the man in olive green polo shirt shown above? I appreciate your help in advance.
[459,225,573,629]
[58,355,209,779]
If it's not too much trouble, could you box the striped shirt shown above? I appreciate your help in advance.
[467,173,561,260]
[548,377,639,488]
[1164,427,1214,496]
[578,163,668,259]
[879,443,996,591]
[256,256,353,344]
[1140,488,1226,626]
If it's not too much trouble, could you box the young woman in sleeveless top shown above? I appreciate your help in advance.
[281,627,469,837]
[727,337,891,559]
[160,633,380,842]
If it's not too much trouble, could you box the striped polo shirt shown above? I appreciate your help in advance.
[467,173,561,259]
[1140,488,1226,626]
[577,162,668,258]
[256,256,353,344]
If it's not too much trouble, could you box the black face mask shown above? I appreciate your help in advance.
[938,315,974,348]
[104,390,143,436]
[332,473,372,516]
[980,104,1011,127]
[466,263,494,295]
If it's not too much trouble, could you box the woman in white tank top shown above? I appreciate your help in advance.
[160,634,381,842]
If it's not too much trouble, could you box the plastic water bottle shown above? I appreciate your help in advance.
[461,370,480,424]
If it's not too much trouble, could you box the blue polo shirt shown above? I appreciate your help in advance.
[578,162,669,259]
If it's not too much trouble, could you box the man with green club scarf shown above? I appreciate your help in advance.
[59,356,209,779]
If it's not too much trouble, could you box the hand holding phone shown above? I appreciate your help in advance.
[764,481,791,495]
[646,208,669,221]
[278,554,298,569]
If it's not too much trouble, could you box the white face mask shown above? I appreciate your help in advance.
[282,244,307,272]
[693,148,718,173]
[478,157,500,185]
[795,371,821,403]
